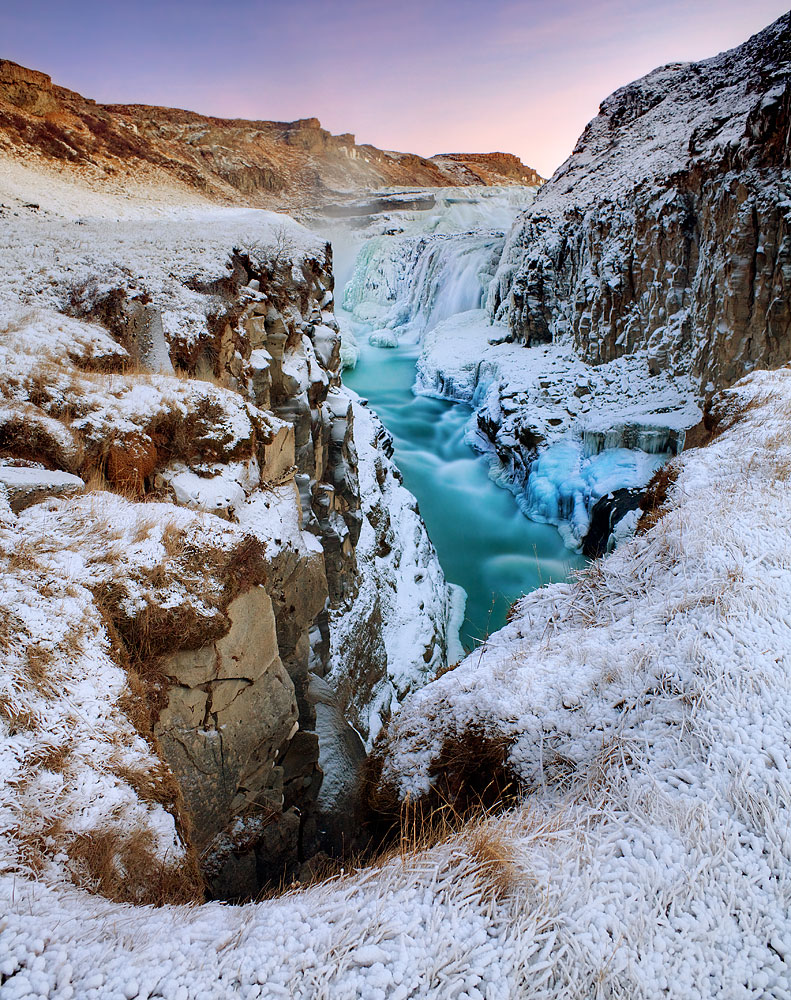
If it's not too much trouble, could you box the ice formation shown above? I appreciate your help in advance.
[335,187,699,548]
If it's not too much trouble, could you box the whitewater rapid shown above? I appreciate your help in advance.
[342,335,583,649]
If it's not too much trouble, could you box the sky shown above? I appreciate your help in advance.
[1,0,788,177]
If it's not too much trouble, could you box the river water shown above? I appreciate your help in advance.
[342,335,583,651]
[320,188,583,652]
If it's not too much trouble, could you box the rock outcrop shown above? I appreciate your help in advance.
[0,206,456,899]
[431,152,543,187]
[488,13,791,397]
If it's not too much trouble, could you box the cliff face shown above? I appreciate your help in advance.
[488,13,791,396]
[431,152,543,187]
[0,204,456,899]
[0,58,540,211]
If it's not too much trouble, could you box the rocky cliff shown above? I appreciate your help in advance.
[0,203,456,900]
[431,152,543,187]
[0,58,541,213]
[488,13,791,397]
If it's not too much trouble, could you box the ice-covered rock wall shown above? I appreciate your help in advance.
[415,312,700,549]
[488,13,791,396]
[343,230,506,343]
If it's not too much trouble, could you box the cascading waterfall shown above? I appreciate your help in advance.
[324,186,678,645]
[343,230,504,342]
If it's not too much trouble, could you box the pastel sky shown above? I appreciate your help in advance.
[1,0,787,177]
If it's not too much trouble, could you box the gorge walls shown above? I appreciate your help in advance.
[0,207,456,899]
[488,14,791,398]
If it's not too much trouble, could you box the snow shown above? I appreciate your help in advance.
[0,309,289,479]
[3,359,791,1000]
[327,387,463,744]
[0,493,214,891]
[0,163,325,359]
[415,308,701,547]
[160,459,259,518]
[374,367,791,994]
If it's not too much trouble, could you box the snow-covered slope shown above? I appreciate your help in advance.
[2,358,790,1000]
[372,365,791,995]
[0,174,457,898]
[489,12,791,395]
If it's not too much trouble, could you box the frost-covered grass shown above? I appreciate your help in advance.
[0,169,325,358]
[0,489,198,904]
[0,484,275,906]
[1,367,790,998]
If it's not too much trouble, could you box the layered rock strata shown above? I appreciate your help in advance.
[0,57,541,212]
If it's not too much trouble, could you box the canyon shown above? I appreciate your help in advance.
[0,10,790,998]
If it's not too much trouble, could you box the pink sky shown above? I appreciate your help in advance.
[1,0,788,176]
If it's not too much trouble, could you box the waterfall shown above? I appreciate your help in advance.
[342,230,505,343]
[331,185,683,555]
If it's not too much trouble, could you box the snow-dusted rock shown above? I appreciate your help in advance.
[327,388,463,746]
[489,13,791,396]
[0,466,84,512]
[0,191,456,898]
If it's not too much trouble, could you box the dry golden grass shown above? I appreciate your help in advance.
[26,740,74,774]
[636,462,680,534]
[0,698,39,735]
[112,760,183,811]
[66,825,204,905]
[6,541,41,573]
[26,641,57,696]
[465,822,520,899]
[161,518,187,558]
[17,816,65,875]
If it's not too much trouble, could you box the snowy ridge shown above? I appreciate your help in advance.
[0,197,324,359]
[375,366,791,994]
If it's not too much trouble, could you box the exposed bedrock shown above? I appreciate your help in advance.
[582,486,646,558]
[488,14,791,397]
[2,223,453,898]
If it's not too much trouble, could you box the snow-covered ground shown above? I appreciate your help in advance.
[1,361,789,999]
[0,199,323,362]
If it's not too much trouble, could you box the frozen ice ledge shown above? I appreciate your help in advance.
[414,309,700,549]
